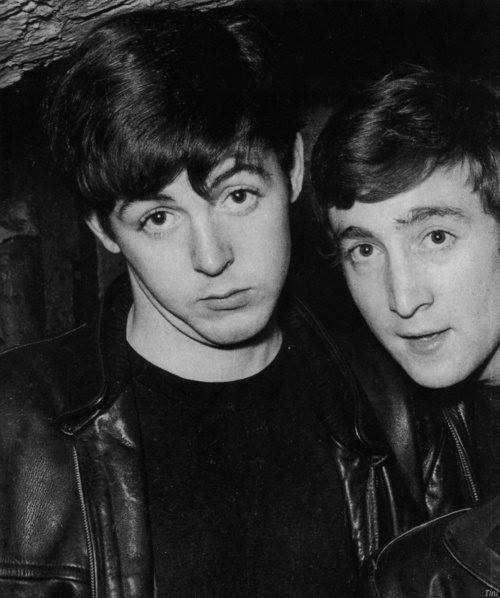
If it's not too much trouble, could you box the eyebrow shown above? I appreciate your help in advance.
[334,226,375,244]
[394,206,467,227]
[208,162,271,190]
[335,205,468,244]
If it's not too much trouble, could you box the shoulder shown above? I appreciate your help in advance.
[0,324,99,491]
[0,322,99,420]
[0,330,90,576]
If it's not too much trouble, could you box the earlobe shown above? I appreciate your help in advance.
[289,133,305,204]
[85,212,121,254]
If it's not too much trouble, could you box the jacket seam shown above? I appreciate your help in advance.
[0,562,87,580]
[381,463,400,537]
[0,324,87,358]
[0,561,86,572]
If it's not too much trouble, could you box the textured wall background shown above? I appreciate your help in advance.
[0,0,239,88]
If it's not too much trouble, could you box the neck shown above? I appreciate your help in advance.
[478,346,500,386]
[479,346,500,386]
[126,306,282,383]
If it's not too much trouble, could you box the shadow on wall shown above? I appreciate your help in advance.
[0,65,98,351]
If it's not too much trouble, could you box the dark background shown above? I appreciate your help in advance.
[0,0,498,349]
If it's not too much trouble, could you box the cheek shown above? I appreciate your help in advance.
[267,221,291,262]
[262,202,290,241]
[344,270,385,324]
[456,262,500,333]
[121,240,187,291]
[123,245,160,276]
[235,206,291,262]
[442,245,500,308]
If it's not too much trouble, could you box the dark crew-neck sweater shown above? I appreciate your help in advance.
[129,336,356,597]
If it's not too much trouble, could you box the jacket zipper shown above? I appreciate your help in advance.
[442,410,480,504]
[72,445,98,598]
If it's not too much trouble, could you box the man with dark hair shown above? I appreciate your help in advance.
[312,66,500,597]
[0,10,434,598]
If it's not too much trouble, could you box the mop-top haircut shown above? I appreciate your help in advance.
[312,66,500,228]
[47,9,299,217]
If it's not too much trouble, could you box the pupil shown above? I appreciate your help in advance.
[153,212,165,224]
[233,190,246,203]
[431,230,445,243]
[361,244,372,256]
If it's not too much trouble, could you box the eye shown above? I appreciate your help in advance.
[140,208,177,233]
[230,189,250,204]
[148,211,168,225]
[347,243,381,263]
[430,230,446,244]
[219,188,260,214]
[423,229,455,249]
[357,244,374,257]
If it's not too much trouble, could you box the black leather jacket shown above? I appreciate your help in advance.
[0,278,474,597]
[370,494,500,597]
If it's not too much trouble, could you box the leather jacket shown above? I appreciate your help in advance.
[335,324,481,515]
[0,276,473,597]
[370,494,500,597]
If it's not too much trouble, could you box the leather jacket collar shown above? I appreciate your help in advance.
[57,275,132,433]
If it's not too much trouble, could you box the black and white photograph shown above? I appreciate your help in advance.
[0,0,498,596]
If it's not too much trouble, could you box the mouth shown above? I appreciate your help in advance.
[201,289,251,311]
[398,328,451,356]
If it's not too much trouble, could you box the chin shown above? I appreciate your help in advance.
[404,363,470,389]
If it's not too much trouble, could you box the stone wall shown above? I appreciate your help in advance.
[0,0,239,89]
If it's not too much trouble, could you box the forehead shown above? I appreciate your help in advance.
[329,164,483,234]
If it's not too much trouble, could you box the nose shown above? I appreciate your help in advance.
[190,216,233,277]
[386,254,433,318]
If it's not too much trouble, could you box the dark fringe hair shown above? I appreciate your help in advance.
[311,65,500,232]
[45,9,300,217]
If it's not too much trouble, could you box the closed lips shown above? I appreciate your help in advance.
[399,328,449,339]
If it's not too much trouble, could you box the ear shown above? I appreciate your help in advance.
[85,211,121,254]
[289,133,305,204]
